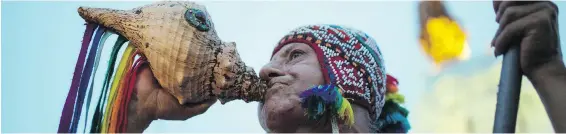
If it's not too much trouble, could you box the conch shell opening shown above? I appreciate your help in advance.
[77,1,267,105]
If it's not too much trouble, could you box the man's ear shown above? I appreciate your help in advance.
[257,103,271,132]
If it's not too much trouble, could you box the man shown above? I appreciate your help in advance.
[125,1,566,133]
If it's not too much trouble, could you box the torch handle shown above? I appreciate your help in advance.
[493,46,523,133]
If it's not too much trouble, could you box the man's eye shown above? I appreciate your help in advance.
[289,50,305,60]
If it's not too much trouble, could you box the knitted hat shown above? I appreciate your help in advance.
[271,24,410,132]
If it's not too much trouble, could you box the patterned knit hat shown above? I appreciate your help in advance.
[271,24,409,132]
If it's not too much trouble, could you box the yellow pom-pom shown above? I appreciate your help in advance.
[337,98,355,126]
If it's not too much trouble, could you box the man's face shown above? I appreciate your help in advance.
[257,43,326,132]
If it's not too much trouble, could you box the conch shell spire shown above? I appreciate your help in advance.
[77,2,266,104]
[78,7,137,38]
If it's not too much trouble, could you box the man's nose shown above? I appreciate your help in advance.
[259,64,285,82]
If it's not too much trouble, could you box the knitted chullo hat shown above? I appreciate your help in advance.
[271,24,410,133]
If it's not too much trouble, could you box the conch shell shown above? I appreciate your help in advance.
[77,1,266,104]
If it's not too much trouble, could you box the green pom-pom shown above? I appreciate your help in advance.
[385,93,405,104]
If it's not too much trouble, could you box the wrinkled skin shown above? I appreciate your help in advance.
[257,43,325,132]
[492,1,562,77]
[257,43,371,133]
[136,64,217,120]
[492,1,566,132]
[128,63,217,132]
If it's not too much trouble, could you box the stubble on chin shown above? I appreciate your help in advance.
[261,84,306,132]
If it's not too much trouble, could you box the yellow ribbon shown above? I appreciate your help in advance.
[101,43,135,133]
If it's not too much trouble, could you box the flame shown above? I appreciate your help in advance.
[420,16,471,70]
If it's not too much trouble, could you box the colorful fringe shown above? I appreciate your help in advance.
[59,23,146,133]
[299,85,355,126]
[103,44,141,133]
[70,25,107,133]
[58,23,97,133]
[83,30,112,133]
[90,36,128,133]
[375,74,411,133]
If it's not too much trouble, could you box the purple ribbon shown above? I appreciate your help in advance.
[58,23,97,133]
[70,26,106,132]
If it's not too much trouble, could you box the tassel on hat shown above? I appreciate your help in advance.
[376,74,411,133]
[299,85,356,126]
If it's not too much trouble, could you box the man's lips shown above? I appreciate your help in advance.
[267,81,287,88]
[268,82,286,87]
[267,74,294,86]
[265,82,287,100]
[267,83,287,93]
[268,78,291,87]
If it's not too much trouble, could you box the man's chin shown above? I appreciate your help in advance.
[261,94,305,132]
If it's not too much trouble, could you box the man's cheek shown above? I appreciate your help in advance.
[293,69,325,89]
[264,95,299,117]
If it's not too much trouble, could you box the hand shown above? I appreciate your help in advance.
[134,63,217,121]
[493,2,566,132]
[491,1,562,78]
